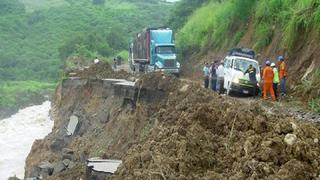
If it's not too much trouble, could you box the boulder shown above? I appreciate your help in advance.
[62,159,71,167]
[68,161,76,169]
[62,148,74,155]
[53,161,66,175]
[50,138,67,152]
[284,134,297,146]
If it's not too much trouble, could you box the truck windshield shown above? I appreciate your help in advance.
[234,58,260,74]
[156,46,175,54]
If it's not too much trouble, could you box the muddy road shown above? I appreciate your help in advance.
[120,62,320,124]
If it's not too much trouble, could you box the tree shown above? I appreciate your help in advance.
[0,0,25,15]
[92,0,106,5]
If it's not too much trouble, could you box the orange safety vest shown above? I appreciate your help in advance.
[263,66,274,84]
[279,61,287,79]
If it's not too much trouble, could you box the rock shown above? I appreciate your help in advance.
[62,148,74,155]
[68,161,76,169]
[128,76,136,82]
[37,161,54,177]
[140,150,152,163]
[290,122,298,131]
[38,161,53,169]
[98,111,110,124]
[50,138,67,152]
[68,72,77,76]
[67,115,79,136]
[62,153,74,160]
[314,138,319,144]
[284,134,297,146]
[30,166,41,177]
[62,159,71,166]
[53,161,66,175]
[179,84,189,92]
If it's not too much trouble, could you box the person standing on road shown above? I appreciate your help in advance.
[216,60,224,94]
[244,64,257,95]
[210,61,217,91]
[271,62,280,99]
[94,57,100,64]
[263,60,276,101]
[278,56,288,96]
[203,62,210,88]
[113,58,117,69]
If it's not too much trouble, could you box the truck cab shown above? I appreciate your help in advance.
[129,28,180,75]
[223,48,260,95]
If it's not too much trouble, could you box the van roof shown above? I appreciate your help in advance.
[226,55,258,63]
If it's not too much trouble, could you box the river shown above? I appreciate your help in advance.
[0,101,53,180]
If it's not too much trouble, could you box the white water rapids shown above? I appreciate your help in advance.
[0,101,53,179]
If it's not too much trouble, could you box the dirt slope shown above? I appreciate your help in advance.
[24,65,320,179]
[111,82,320,180]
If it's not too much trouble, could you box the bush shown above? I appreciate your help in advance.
[176,0,256,57]
[175,0,320,57]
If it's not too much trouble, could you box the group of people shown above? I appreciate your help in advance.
[202,55,288,101]
[203,60,224,93]
[262,55,287,101]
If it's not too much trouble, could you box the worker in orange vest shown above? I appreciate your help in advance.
[278,56,287,96]
[263,60,276,101]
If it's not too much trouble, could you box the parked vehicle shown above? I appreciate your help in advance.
[223,48,261,95]
[129,28,180,74]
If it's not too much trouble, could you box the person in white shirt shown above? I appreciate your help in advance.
[216,60,224,94]
[94,57,100,64]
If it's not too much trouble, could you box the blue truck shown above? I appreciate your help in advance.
[129,28,180,74]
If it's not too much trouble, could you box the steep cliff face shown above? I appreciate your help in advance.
[24,74,177,179]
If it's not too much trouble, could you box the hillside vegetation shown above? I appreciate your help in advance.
[0,0,171,116]
[172,0,320,111]
[176,0,320,53]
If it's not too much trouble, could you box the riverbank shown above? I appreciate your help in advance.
[0,81,56,119]
[0,101,53,179]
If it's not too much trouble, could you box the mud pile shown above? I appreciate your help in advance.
[135,73,180,92]
[111,85,320,179]
[67,62,131,79]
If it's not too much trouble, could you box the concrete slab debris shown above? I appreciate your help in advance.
[67,115,79,136]
[114,81,136,87]
[102,78,127,82]
[87,158,122,173]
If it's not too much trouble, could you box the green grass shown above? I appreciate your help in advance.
[309,98,320,113]
[20,0,69,12]
[0,81,56,108]
[176,0,256,56]
[175,0,320,57]
[295,69,320,113]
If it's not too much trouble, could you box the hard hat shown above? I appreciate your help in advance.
[277,56,284,61]
[265,60,271,65]
[271,62,276,67]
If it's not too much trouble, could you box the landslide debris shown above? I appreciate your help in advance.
[110,83,320,180]
[67,62,131,79]
[135,73,180,92]
[24,71,320,179]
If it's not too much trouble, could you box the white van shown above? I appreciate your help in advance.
[223,55,261,95]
